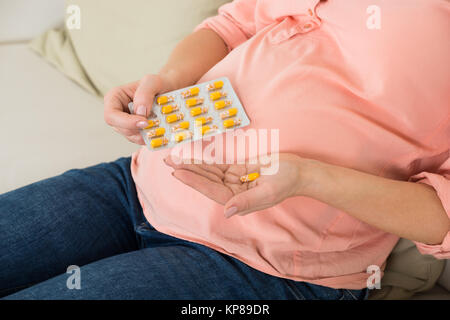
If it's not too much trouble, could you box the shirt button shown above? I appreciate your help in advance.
[303,23,312,30]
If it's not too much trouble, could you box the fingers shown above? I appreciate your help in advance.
[133,74,163,118]
[223,167,246,184]
[105,107,149,130]
[111,127,145,145]
[104,80,155,145]
[224,180,248,197]
[104,86,149,130]
[223,164,259,195]
[166,154,229,173]
[125,134,146,145]
[223,163,260,184]
[112,126,136,137]
[172,169,233,204]
[164,155,226,182]
[224,185,271,218]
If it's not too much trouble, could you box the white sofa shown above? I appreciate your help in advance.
[0,1,138,194]
[0,0,447,300]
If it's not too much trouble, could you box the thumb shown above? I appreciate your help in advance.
[133,74,162,118]
[224,186,270,218]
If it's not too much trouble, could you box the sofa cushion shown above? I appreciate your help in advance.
[30,0,231,97]
[438,259,450,291]
[369,238,446,300]
[0,43,138,193]
[30,29,98,95]
[0,0,64,43]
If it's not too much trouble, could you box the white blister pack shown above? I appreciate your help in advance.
[128,77,251,151]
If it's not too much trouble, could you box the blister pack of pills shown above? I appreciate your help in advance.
[128,77,251,151]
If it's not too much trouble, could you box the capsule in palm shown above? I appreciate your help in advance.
[240,172,260,183]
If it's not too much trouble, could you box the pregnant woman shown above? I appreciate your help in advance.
[1,0,449,299]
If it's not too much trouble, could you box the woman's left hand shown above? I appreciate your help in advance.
[164,153,308,218]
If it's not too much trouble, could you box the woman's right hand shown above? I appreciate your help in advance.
[103,74,175,145]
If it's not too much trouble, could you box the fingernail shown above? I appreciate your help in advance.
[136,121,148,128]
[224,206,238,218]
[136,105,147,116]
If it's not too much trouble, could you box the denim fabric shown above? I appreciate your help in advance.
[0,157,367,300]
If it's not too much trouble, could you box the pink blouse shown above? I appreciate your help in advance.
[131,0,450,289]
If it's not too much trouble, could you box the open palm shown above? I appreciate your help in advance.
[164,153,304,217]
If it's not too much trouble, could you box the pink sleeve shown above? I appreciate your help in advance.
[409,155,450,259]
[194,0,257,51]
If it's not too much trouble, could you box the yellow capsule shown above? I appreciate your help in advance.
[220,107,238,119]
[171,121,190,132]
[223,118,242,129]
[214,100,232,110]
[201,125,218,136]
[185,98,204,108]
[147,127,165,138]
[181,87,200,98]
[206,80,224,91]
[195,116,213,126]
[150,137,169,149]
[240,172,260,183]
[190,106,208,117]
[210,91,227,101]
[161,104,178,114]
[143,119,160,130]
[166,112,184,123]
[156,95,174,105]
[174,131,193,142]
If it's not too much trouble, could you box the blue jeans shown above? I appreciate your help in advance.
[0,157,367,300]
